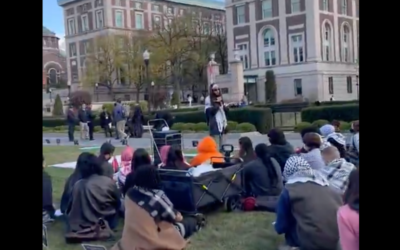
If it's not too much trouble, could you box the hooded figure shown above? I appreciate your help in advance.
[130,105,144,138]
[190,136,224,166]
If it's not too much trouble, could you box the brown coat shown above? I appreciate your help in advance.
[111,197,187,250]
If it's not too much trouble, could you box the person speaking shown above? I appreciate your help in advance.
[204,84,229,150]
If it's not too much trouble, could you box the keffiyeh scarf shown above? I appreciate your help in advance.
[284,155,329,186]
[205,96,227,133]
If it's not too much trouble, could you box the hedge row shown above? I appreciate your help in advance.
[42,122,257,133]
[294,120,355,133]
[301,104,359,123]
[43,107,273,134]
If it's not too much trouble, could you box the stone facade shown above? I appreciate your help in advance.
[58,0,226,97]
[225,0,359,102]
[43,26,68,88]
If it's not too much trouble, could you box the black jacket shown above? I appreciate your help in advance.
[100,111,112,128]
[243,158,282,197]
[66,109,76,125]
[78,109,88,123]
[43,171,55,215]
[267,142,295,172]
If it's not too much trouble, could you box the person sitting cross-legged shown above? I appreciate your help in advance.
[320,142,356,194]
[64,153,120,243]
[274,155,342,250]
[111,165,204,250]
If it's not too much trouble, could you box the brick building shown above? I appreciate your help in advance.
[43,26,68,88]
[225,0,359,102]
[57,0,225,95]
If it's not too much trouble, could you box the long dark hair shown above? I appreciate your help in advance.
[131,148,152,172]
[165,145,188,170]
[255,143,278,186]
[268,128,287,145]
[343,169,359,212]
[239,137,255,162]
[78,153,103,179]
[123,165,161,195]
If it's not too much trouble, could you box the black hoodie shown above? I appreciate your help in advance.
[267,142,295,172]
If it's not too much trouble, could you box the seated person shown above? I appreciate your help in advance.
[160,145,191,170]
[98,142,116,178]
[60,152,91,214]
[111,165,203,250]
[347,121,359,166]
[43,155,55,222]
[337,169,359,250]
[65,153,120,241]
[300,132,325,170]
[331,120,341,132]
[295,126,321,153]
[236,136,256,163]
[320,142,356,194]
[326,132,347,159]
[117,146,134,187]
[320,124,336,138]
[275,156,341,250]
[189,136,224,176]
[242,144,283,212]
[266,128,295,172]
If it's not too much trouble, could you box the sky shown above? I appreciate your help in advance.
[43,0,65,50]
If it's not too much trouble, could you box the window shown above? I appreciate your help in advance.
[341,0,347,15]
[322,22,332,61]
[135,13,144,29]
[115,10,124,28]
[83,41,90,54]
[341,25,351,62]
[215,23,223,34]
[203,23,210,35]
[347,76,353,93]
[322,0,329,11]
[262,0,272,19]
[294,79,302,96]
[153,15,161,28]
[95,10,104,29]
[290,34,304,63]
[152,4,160,12]
[291,0,301,13]
[81,14,89,31]
[69,43,77,57]
[236,5,245,24]
[167,7,174,15]
[236,44,249,69]
[328,77,334,94]
[221,88,229,94]
[180,9,184,15]
[262,28,277,66]
[115,0,121,6]
[68,18,75,35]
[135,2,142,9]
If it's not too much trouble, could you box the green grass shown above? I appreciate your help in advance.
[43,146,282,250]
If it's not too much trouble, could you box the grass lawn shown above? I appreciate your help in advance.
[44,146,283,250]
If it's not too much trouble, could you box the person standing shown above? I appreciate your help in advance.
[78,104,89,140]
[66,105,76,142]
[113,99,128,141]
[112,103,119,140]
[86,104,95,141]
[100,106,113,138]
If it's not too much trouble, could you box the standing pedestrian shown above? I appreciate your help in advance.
[78,104,89,140]
[100,106,113,138]
[112,102,119,140]
[113,99,128,141]
[66,105,76,142]
[86,104,95,141]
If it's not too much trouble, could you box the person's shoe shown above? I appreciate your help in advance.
[194,213,206,231]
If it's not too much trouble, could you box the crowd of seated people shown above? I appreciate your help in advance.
[42,122,358,250]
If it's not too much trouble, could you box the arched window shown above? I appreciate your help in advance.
[322,22,333,61]
[260,27,278,67]
[341,24,352,62]
[47,68,59,84]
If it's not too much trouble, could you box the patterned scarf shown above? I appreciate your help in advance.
[284,155,329,186]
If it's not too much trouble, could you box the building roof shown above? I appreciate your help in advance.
[58,0,224,10]
[43,26,56,36]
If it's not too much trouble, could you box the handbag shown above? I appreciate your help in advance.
[65,218,114,243]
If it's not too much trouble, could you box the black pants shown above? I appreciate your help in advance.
[67,124,75,141]
[88,122,94,140]
[104,126,113,138]
[173,216,198,239]
[113,122,119,139]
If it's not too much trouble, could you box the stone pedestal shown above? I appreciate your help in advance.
[228,60,244,102]
[207,61,220,87]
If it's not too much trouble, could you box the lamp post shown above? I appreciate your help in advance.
[67,81,71,98]
[356,75,359,100]
[95,83,99,102]
[143,50,151,111]
[151,81,155,110]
